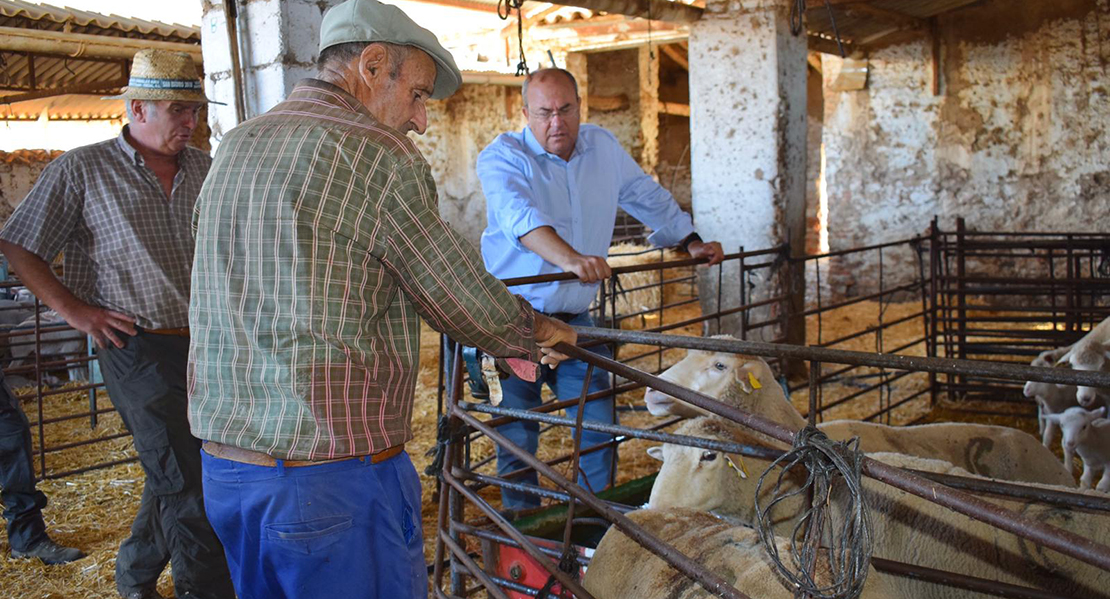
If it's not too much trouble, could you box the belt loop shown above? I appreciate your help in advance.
[275,459,286,476]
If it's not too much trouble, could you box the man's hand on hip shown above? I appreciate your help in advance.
[562,254,612,284]
[534,314,577,367]
[62,302,137,349]
[689,240,725,266]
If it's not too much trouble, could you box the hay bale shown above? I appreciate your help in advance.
[594,243,692,330]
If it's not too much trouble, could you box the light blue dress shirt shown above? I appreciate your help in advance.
[478,124,696,315]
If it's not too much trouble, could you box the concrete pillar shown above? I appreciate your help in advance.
[689,0,807,347]
[201,0,335,145]
[637,45,660,176]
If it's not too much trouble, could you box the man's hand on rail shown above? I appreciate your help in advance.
[535,314,577,367]
[688,240,725,266]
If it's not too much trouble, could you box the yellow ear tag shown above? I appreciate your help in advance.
[725,455,749,480]
[748,372,762,390]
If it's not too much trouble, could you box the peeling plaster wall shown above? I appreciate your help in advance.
[410,84,525,245]
[822,0,1110,297]
[588,49,648,168]
[0,152,63,226]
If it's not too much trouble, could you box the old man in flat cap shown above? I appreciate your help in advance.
[0,49,234,599]
[189,1,576,597]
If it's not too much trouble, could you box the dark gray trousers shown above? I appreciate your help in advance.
[98,331,234,599]
[0,370,48,552]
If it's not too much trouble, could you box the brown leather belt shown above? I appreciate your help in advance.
[203,441,405,468]
[147,327,190,337]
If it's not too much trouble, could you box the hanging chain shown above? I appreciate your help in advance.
[499,0,529,76]
[791,0,847,59]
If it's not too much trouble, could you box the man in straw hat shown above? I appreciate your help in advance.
[0,49,234,599]
[189,0,575,597]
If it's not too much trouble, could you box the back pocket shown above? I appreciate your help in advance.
[265,515,353,555]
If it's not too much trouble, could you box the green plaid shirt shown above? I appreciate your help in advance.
[189,79,539,460]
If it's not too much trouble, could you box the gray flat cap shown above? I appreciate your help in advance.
[320,0,462,100]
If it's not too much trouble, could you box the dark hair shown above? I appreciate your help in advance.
[317,41,414,78]
[521,68,579,107]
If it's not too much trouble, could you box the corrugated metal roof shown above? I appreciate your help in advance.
[0,0,199,42]
[0,1,200,121]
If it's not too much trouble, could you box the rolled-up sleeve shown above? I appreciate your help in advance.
[613,139,695,248]
[0,157,81,261]
[376,158,541,361]
[477,141,551,251]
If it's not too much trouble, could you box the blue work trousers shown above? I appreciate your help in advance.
[201,450,426,599]
[496,313,616,510]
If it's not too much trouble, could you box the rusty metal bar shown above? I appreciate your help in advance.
[500,248,781,287]
[450,407,752,599]
[571,327,1110,389]
[553,341,1110,573]
[870,557,1072,599]
[464,400,1110,513]
[438,529,512,599]
[440,469,598,599]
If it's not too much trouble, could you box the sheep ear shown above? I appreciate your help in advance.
[1096,406,1107,418]
[647,446,664,461]
[1044,413,1061,424]
[734,364,753,393]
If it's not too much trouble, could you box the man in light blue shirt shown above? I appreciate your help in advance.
[477,68,723,510]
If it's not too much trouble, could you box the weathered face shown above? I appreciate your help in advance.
[523,71,581,161]
[131,100,202,156]
[361,46,436,135]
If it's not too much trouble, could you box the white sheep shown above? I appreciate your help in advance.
[1045,405,1110,491]
[583,507,907,599]
[644,340,1075,486]
[646,417,1110,599]
[1056,315,1110,406]
[1024,348,1082,447]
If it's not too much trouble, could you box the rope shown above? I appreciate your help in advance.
[754,426,873,599]
[424,415,462,477]
[498,0,529,76]
[535,549,579,599]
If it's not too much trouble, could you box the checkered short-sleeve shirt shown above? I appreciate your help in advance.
[0,128,209,329]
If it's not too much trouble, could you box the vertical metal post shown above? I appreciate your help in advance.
[1065,234,1076,333]
[34,299,45,479]
[920,223,938,409]
[738,246,748,340]
[446,342,467,596]
[809,360,821,425]
[955,217,968,400]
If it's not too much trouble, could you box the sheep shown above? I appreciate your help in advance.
[6,310,88,385]
[582,507,907,599]
[644,340,1075,486]
[1056,315,1110,407]
[1045,406,1110,491]
[646,417,1110,599]
[1024,349,1082,447]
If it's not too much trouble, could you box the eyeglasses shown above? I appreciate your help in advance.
[529,105,578,122]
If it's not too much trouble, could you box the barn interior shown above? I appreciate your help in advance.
[1,0,1109,598]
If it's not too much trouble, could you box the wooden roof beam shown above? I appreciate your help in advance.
[0,25,201,64]
[660,44,688,70]
[0,76,128,104]
[546,0,702,24]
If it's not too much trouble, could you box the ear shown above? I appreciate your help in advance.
[1096,406,1107,418]
[128,99,147,123]
[647,446,664,461]
[1044,413,1061,424]
[357,43,389,86]
[734,364,753,394]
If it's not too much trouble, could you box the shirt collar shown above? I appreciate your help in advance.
[288,78,376,121]
[116,125,143,166]
[522,125,590,162]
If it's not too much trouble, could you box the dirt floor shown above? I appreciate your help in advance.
[0,299,1060,597]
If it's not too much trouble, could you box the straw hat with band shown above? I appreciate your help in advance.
[319,0,462,100]
[106,48,223,104]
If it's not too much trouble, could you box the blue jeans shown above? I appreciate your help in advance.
[201,450,426,599]
[496,313,616,510]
